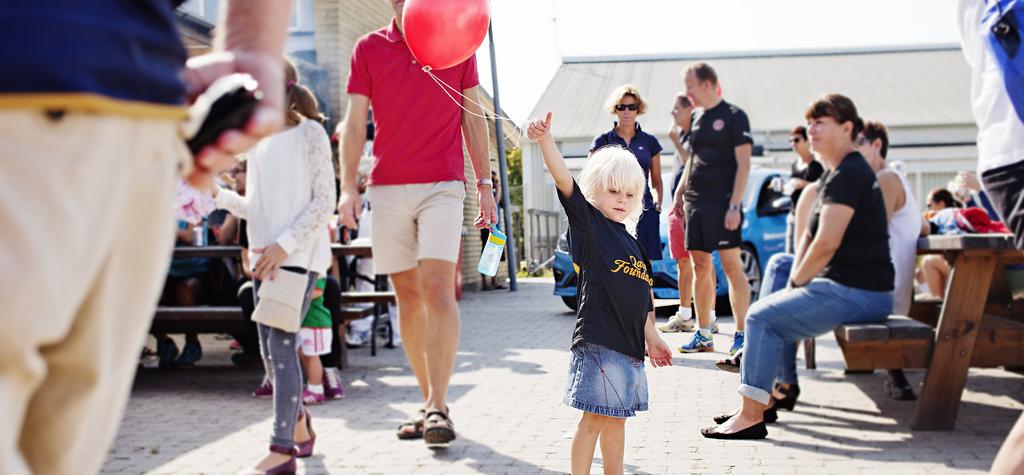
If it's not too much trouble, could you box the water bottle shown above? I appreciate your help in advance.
[477,225,506,277]
[192,218,207,247]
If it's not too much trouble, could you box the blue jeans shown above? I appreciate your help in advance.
[739,278,892,404]
[759,253,800,385]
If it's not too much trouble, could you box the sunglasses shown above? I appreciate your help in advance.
[615,103,639,112]
[789,137,803,144]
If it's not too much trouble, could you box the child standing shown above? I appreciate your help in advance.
[528,113,674,475]
[299,277,343,404]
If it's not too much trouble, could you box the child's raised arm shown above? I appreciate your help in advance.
[527,112,573,197]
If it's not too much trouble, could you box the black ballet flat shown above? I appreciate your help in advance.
[714,408,777,425]
[700,422,768,440]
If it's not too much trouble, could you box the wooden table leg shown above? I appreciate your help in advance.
[913,252,997,430]
[803,338,817,370]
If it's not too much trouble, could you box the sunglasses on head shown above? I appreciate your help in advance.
[615,103,639,112]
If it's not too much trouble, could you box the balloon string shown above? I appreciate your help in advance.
[422,66,524,151]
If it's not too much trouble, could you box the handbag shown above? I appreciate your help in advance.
[249,147,318,333]
[252,266,312,333]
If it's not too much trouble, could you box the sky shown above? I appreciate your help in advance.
[474,0,963,124]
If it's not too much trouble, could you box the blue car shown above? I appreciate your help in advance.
[553,167,792,312]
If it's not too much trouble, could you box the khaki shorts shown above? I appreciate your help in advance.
[367,181,466,274]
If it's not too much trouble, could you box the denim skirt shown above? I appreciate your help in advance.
[563,342,649,418]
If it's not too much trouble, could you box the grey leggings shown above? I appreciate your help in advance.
[254,269,318,448]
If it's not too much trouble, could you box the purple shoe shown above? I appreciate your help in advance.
[239,445,296,475]
[301,389,325,405]
[296,409,316,458]
[323,369,346,400]
[252,380,273,398]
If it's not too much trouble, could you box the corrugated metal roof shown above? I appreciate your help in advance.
[529,45,973,140]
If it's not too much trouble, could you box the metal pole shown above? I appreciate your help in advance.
[487,21,517,291]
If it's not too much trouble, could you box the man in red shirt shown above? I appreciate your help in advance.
[336,0,496,447]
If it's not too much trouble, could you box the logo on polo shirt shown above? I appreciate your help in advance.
[713,119,725,131]
[610,256,654,286]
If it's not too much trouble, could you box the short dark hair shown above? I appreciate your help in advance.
[804,93,863,142]
[686,62,718,86]
[861,120,890,159]
[790,125,807,140]
[928,188,961,208]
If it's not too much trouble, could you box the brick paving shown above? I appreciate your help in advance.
[103,278,1023,474]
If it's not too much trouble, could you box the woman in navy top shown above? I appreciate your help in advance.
[591,85,665,258]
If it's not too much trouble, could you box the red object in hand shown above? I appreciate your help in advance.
[402,0,490,70]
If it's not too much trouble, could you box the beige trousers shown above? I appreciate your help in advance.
[0,110,182,475]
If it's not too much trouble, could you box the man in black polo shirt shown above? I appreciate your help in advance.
[678,62,753,355]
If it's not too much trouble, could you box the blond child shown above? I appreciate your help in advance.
[527,113,673,475]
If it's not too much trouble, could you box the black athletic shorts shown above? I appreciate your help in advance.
[981,160,1024,251]
[683,202,743,252]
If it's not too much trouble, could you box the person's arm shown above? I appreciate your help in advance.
[919,215,931,237]
[793,181,819,265]
[461,86,497,228]
[213,186,248,219]
[789,203,854,286]
[176,227,194,244]
[218,214,240,245]
[277,123,337,254]
[527,113,573,197]
[336,94,370,229]
[650,153,663,212]
[725,144,752,230]
[877,171,902,221]
[183,0,292,189]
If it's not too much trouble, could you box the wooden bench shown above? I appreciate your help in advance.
[837,315,1024,371]
[835,316,936,371]
[151,306,250,334]
[341,291,397,357]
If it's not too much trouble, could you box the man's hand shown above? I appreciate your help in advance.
[337,186,361,230]
[647,337,674,368]
[475,188,498,228]
[183,51,284,189]
[725,208,741,231]
[252,243,288,281]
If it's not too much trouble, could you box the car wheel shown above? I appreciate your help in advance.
[562,296,578,311]
[741,244,762,303]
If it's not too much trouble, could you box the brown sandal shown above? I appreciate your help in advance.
[423,409,456,446]
[396,409,425,440]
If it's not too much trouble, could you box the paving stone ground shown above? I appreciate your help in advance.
[102,278,1024,474]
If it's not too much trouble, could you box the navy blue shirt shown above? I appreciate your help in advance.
[559,180,653,360]
[590,123,664,210]
[0,1,188,109]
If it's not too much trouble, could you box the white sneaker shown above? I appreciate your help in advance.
[659,314,696,333]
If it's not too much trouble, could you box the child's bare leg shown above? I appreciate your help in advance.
[598,417,626,475]
[301,353,323,386]
[571,412,608,475]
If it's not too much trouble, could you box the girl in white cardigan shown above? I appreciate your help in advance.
[214,60,335,475]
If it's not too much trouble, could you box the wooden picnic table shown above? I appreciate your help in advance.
[171,240,374,259]
[912,234,1024,430]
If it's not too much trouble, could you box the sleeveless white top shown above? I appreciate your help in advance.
[888,170,921,315]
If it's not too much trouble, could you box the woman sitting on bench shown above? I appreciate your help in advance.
[700,94,894,440]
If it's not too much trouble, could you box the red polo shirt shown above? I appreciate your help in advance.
[347,19,480,185]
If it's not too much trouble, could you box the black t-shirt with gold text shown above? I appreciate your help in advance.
[559,180,653,360]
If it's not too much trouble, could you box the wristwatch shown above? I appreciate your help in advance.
[728,203,740,212]
[476,178,493,188]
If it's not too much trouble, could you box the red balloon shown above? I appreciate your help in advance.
[402,0,490,71]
